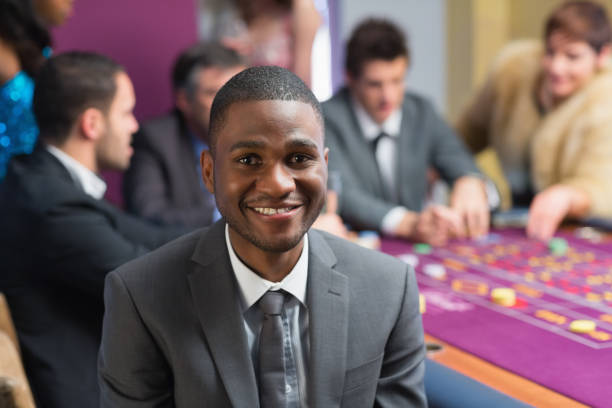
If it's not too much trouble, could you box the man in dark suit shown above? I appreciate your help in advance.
[99,66,427,407]
[324,19,497,246]
[123,42,246,228]
[0,52,185,408]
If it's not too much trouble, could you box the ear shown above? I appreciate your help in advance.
[78,108,105,141]
[323,146,329,166]
[345,71,355,88]
[201,149,215,194]
[597,45,612,69]
[175,89,191,117]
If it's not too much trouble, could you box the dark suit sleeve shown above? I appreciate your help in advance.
[124,127,212,228]
[325,122,397,230]
[99,271,174,407]
[427,102,481,184]
[375,266,427,407]
[39,200,183,297]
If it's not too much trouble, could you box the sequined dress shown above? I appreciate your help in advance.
[0,71,38,180]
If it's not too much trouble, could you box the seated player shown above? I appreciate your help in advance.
[123,42,245,227]
[457,0,612,240]
[0,52,185,408]
[324,18,496,246]
[98,66,427,407]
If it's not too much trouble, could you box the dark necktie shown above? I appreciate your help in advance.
[258,290,286,407]
[371,131,388,155]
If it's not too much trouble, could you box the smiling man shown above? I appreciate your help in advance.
[99,66,427,407]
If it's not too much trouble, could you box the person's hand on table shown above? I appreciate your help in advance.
[312,213,351,238]
[450,175,490,239]
[527,184,590,241]
[312,190,355,240]
[394,205,464,246]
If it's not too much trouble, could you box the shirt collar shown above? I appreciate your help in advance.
[225,224,308,311]
[351,95,402,141]
[45,144,107,199]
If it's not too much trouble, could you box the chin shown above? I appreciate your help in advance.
[251,233,305,253]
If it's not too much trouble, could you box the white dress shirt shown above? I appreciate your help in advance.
[225,224,310,407]
[46,144,107,199]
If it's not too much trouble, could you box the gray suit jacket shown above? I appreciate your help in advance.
[99,221,427,407]
[123,111,216,228]
[323,88,480,230]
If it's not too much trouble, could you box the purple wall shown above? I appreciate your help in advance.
[52,0,199,205]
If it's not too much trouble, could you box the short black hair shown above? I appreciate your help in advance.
[0,0,51,76]
[209,66,323,153]
[346,18,409,78]
[33,51,124,144]
[171,41,245,93]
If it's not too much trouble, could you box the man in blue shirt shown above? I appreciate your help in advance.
[123,42,245,227]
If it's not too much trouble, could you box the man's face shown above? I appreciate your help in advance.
[348,56,408,124]
[181,65,245,142]
[202,100,328,255]
[96,72,139,171]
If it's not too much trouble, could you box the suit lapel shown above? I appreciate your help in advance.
[176,116,206,204]
[396,96,421,210]
[307,231,349,407]
[188,221,259,407]
[340,89,389,200]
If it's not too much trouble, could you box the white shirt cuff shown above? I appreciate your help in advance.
[381,206,409,235]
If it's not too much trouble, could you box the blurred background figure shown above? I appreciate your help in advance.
[0,51,185,408]
[324,18,494,246]
[199,0,327,94]
[124,42,245,228]
[0,0,74,180]
[457,0,612,240]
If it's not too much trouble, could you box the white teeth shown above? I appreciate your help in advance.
[253,207,292,215]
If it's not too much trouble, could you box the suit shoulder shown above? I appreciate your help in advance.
[402,92,438,116]
[113,228,202,284]
[136,112,182,144]
[317,231,409,280]
[322,88,352,120]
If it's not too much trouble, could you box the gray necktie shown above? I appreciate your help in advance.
[259,290,286,407]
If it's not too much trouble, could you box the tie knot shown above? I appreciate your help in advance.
[259,290,285,316]
[372,131,388,152]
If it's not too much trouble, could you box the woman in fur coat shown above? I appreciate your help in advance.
[457,0,612,240]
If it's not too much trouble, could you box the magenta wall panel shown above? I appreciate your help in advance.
[52,0,198,120]
[52,0,199,205]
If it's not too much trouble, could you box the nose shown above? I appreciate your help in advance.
[381,82,399,106]
[131,115,139,134]
[258,162,296,197]
[547,54,566,75]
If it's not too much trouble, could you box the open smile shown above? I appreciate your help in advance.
[246,204,303,219]
[252,207,298,215]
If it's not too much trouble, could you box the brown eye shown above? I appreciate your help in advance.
[288,154,311,164]
[237,154,261,166]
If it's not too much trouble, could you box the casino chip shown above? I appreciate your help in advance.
[413,243,432,254]
[549,237,568,256]
[423,263,446,279]
[399,254,419,269]
[491,288,516,307]
[569,320,596,333]
[419,294,426,314]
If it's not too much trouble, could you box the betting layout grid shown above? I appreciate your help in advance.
[404,229,612,348]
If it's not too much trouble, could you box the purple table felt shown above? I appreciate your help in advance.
[381,228,612,408]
